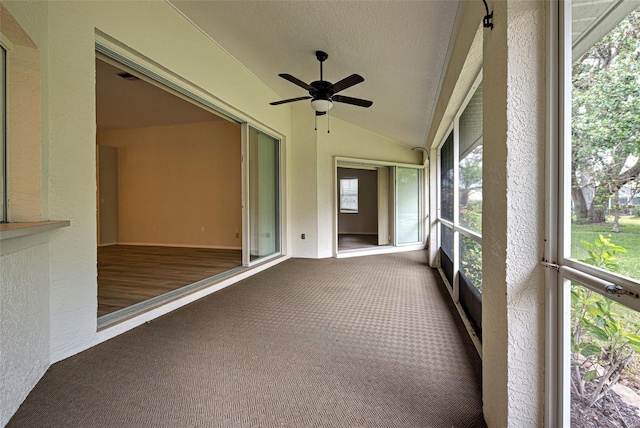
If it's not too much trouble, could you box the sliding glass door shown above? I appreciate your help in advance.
[245,126,281,264]
[395,167,421,245]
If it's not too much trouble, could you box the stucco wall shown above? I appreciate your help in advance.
[0,3,49,426]
[0,243,50,427]
[425,0,546,425]
[482,0,546,426]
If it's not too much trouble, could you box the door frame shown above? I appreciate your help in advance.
[333,156,425,258]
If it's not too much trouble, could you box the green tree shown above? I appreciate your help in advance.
[572,9,640,230]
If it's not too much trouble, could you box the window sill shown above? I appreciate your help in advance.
[0,220,70,241]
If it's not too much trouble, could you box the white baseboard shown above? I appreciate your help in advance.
[113,242,242,250]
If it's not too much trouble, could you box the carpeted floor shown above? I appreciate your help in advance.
[8,251,485,427]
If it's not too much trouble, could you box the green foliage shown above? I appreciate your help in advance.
[635,206,640,217]
[571,9,640,222]
[459,235,482,292]
[571,236,638,407]
[580,234,627,272]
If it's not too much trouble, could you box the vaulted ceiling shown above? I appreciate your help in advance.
[168,0,463,147]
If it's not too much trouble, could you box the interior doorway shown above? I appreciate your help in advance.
[95,55,243,318]
[335,159,423,256]
[337,166,384,252]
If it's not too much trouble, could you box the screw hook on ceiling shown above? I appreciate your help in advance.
[482,0,494,30]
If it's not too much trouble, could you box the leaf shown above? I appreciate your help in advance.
[622,332,640,348]
[580,343,602,357]
[584,369,599,382]
[585,325,609,341]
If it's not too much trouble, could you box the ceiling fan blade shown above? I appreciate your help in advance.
[270,96,312,106]
[330,74,364,94]
[332,95,373,108]
[279,74,313,91]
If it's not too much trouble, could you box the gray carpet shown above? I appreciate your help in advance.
[8,251,485,427]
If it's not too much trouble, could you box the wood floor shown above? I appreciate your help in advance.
[337,233,379,251]
[97,245,242,317]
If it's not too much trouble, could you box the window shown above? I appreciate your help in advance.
[340,178,358,213]
[437,80,483,337]
[1,44,5,222]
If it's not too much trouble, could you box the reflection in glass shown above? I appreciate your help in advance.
[458,84,483,234]
[396,167,421,244]
[440,224,454,287]
[248,128,280,261]
[459,234,482,292]
[440,132,454,222]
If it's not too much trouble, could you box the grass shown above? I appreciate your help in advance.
[571,216,640,280]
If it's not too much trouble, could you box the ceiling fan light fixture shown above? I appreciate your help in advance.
[311,98,333,113]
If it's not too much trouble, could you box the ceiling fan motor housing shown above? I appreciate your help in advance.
[269,50,372,114]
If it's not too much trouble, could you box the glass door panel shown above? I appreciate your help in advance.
[557,3,640,425]
[568,4,640,284]
[395,167,421,244]
[570,282,640,427]
[248,127,280,262]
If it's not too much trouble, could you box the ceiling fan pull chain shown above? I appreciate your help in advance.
[327,111,330,134]
[315,114,317,131]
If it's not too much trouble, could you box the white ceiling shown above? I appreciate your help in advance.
[169,0,463,147]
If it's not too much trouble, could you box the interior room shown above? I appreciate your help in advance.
[336,166,380,251]
[95,58,243,318]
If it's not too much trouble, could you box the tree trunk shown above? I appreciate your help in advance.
[612,191,620,233]
[589,196,607,223]
[572,171,589,219]
[572,187,589,219]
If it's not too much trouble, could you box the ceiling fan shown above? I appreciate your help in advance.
[270,51,373,116]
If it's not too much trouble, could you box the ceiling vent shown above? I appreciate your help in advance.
[117,72,140,81]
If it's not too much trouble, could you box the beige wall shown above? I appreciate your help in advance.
[97,145,118,246]
[290,109,420,258]
[316,113,421,257]
[337,168,378,235]
[98,120,242,249]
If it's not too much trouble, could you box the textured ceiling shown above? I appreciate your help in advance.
[169,0,462,147]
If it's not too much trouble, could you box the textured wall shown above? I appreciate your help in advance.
[0,243,50,427]
[0,2,50,426]
[482,0,546,426]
